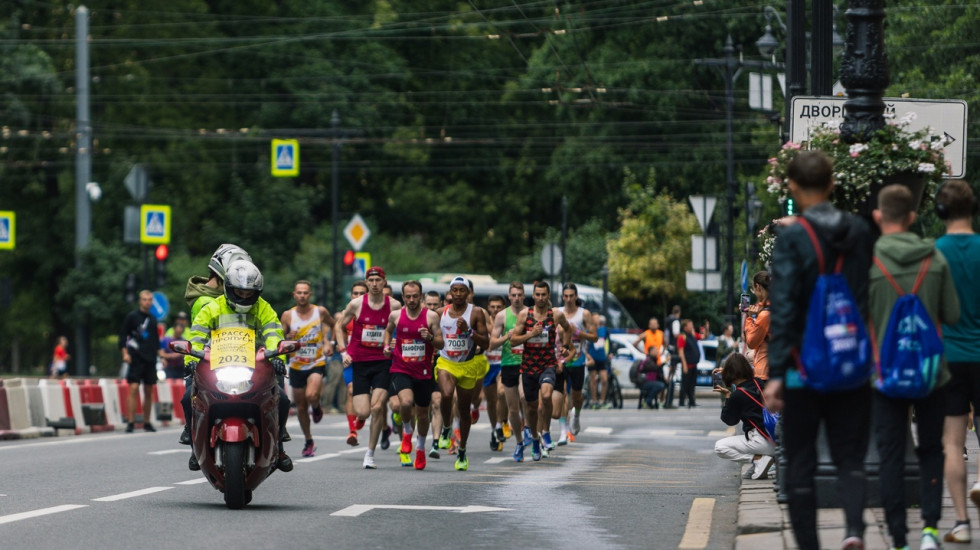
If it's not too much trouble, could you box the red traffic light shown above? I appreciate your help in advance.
[155,244,169,261]
[343,250,355,266]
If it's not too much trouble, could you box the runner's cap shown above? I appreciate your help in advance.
[365,266,386,279]
[449,276,468,288]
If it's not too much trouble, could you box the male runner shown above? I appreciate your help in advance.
[280,280,335,458]
[334,267,402,469]
[483,295,507,451]
[492,281,528,461]
[510,281,573,461]
[342,281,368,446]
[382,280,443,470]
[434,276,490,471]
[424,290,445,459]
[555,283,597,446]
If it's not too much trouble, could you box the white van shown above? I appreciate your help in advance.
[387,274,639,331]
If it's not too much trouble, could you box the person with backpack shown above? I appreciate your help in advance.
[637,344,667,409]
[868,184,959,550]
[764,150,875,550]
[713,353,776,480]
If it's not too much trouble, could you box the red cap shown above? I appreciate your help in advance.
[365,266,386,279]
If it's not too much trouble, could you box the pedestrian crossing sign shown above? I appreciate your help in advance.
[271,139,299,177]
[0,211,15,250]
[140,204,171,244]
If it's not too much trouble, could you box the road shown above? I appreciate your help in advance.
[0,390,741,550]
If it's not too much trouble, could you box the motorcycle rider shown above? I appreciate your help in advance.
[185,259,294,472]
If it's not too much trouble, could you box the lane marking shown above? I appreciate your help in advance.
[0,505,88,525]
[484,457,511,464]
[331,504,511,517]
[338,448,366,455]
[148,449,187,455]
[174,478,210,485]
[708,429,735,437]
[582,426,613,435]
[678,497,715,549]
[92,487,174,502]
[295,453,341,463]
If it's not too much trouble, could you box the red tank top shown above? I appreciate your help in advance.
[348,294,391,362]
[520,308,557,375]
[390,308,434,379]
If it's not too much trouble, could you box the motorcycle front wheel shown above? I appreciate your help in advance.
[222,442,248,509]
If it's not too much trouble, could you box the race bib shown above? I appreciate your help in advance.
[400,339,426,362]
[527,328,549,347]
[445,334,469,358]
[211,327,256,370]
[296,344,318,360]
[486,348,502,364]
[361,325,384,348]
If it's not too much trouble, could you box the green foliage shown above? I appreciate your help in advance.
[54,239,140,334]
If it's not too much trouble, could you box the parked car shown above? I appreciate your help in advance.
[608,333,718,388]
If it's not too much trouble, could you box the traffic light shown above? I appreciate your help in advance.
[342,249,355,275]
[154,244,168,288]
[786,198,795,216]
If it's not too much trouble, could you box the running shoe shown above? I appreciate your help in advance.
[126,423,134,433]
[188,454,200,471]
[414,449,427,470]
[495,427,507,442]
[392,412,403,438]
[429,444,440,459]
[278,451,293,472]
[470,405,479,424]
[945,522,971,543]
[571,409,581,435]
[839,536,863,550]
[540,442,549,459]
[178,425,191,445]
[455,449,469,471]
[363,451,376,469]
[346,431,359,447]
[380,426,391,450]
[513,443,525,462]
[281,426,291,442]
[399,451,413,467]
[502,422,513,439]
[531,438,542,461]
[522,426,533,446]
[970,481,980,510]
[921,528,940,550]
[399,433,412,455]
[438,427,452,449]
[448,439,458,455]
[143,422,156,432]
[557,430,569,446]
[568,431,575,443]
[490,432,500,452]
[302,440,316,458]
[542,432,555,451]
[311,406,323,424]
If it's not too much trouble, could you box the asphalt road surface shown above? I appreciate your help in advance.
[0,389,742,550]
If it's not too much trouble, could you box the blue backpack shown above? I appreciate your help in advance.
[872,256,944,399]
[795,218,873,392]
[738,378,779,443]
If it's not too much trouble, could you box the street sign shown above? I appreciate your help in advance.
[691,236,717,271]
[790,96,968,178]
[353,252,371,278]
[124,164,150,202]
[688,196,717,233]
[150,291,170,321]
[748,72,773,111]
[541,243,562,276]
[139,204,171,245]
[343,213,371,251]
[741,260,749,292]
[0,211,15,250]
[271,139,299,177]
[686,271,722,292]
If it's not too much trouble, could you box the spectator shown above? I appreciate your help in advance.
[765,150,874,550]
[868,184,959,550]
[716,323,735,367]
[586,313,610,409]
[49,336,70,379]
[664,305,682,407]
[699,320,716,341]
[936,179,980,544]
[160,312,188,379]
[120,290,160,433]
[713,353,775,480]
[677,319,700,408]
[743,271,771,380]
[638,345,667,409]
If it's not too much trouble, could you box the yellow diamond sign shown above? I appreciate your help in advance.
[343,213,371,251]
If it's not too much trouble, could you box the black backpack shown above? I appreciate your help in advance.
[629,358,646,388]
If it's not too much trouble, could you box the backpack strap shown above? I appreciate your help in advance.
[873,254,933,297]
[798,217,845,274]
[736,386,775,443]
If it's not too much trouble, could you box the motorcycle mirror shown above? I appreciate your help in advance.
[170,339,205,359]
[265,340,300,360]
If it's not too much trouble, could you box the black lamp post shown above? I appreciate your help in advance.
[840,0,889,143]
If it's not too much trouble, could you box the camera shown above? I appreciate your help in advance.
[739,293,751,312]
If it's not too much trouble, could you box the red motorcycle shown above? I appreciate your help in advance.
[170,323,298,509]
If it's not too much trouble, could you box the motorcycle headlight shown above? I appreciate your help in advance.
[214,366,254,395]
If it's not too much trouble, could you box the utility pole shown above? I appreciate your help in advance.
[327,111,362,310]
[74,5,91,376]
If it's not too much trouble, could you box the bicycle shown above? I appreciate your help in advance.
[583,367,623,410]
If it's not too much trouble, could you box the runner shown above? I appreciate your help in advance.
[434,276,491,471]
[280,280,335,458]
[382,280,443,470]
[555,283,597,446]
[483,295,506,451]
[510,281,573,461]
[424,290,445,459]
[492,281,528,461]
[342,281,368,447]
[334,267,402,469]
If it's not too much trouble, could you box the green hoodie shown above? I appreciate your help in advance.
[869,232,960,388]
[184,275,223,322]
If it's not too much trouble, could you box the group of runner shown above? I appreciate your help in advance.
[280,267,600,471]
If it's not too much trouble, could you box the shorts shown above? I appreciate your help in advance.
[564,366,585,392]
[501,364,521,388]
[521,368,557,403]
[288,366,326,389]
[126,359,157,386]
[554,368,566,394]
[483,363,502,387]
[390,372,435,408]
[587,359,607,372]
[343,365,353,386]
[435,355,490,391]
[946,361,980,416]
[351,359,392,397]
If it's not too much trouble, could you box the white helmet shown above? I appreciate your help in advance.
[223,259,264,313]
[209,244,252,281]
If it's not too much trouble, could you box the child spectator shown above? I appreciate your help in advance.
[713,353,775,480]
[49,336,70,378]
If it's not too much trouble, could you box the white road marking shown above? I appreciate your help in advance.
[295,453,341,463]
[331,504,511,517]
[338,448,366,455]
[583,426,613,435]
[174,478,210,485]
[148,449,187,455]
[92,487,174,502]
[0,505,88,525]
[678,497,715,549]
[484,457,511,464]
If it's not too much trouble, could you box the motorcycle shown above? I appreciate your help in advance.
[170,316,298,509]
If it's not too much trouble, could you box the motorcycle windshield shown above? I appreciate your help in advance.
[210,314,257,370]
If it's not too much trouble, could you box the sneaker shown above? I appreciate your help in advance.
[438,427,452,450]
[557,430,569,446]
[495,427,506,442]
[380,426,391,450]
[278,451,293,472]
[501,422,513,439]
[363,451,376,469]
[470,405,479,424]
[429,445,440,459]
[513,443,525,462]
[522,426,532,446]
[448,439,458,455]
[414,449,427,470]
[302,440,316,458]
[143,422,156,432]
[921,528,940,550]
[490,433,501,452]
[346,431,359,447]
[399,433,412,455]
[752,456,774,480]
[743,465,756,479]
[840,536,863,550]
[567,431,575,443]
[540,441,549,459]
[542,432,555,451]
[281,428,291,442]
[188,454,200,471]
[571,409,581,435]
[178,425,191,445]
[126,423,134,433]
[399,451,413,467]
[531,438,542,461]
[455,449,469,471]
[944,522,971,543]
[311,406,323,424]
[970,482,980,511]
